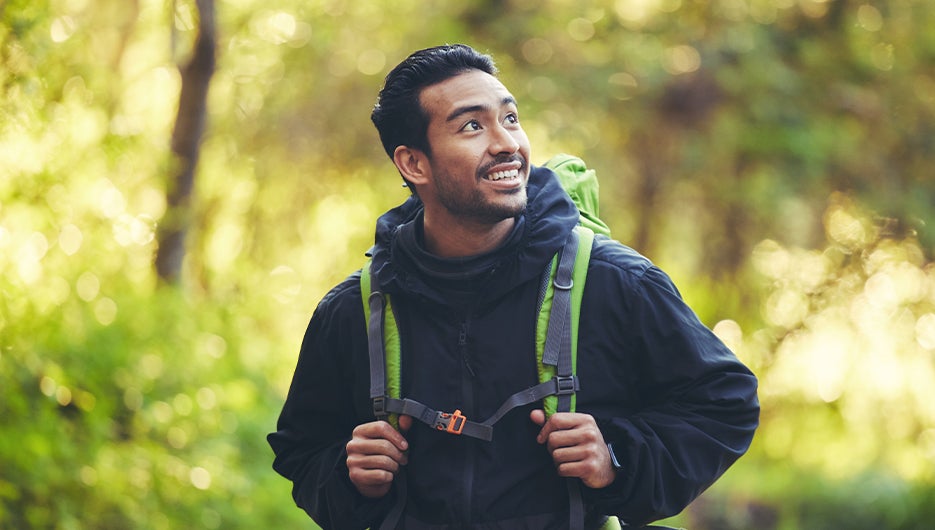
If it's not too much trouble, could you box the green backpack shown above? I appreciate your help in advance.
[360,154,610,431]
[359,154,614,530]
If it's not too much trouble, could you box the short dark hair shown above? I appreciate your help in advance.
[371,44,497,159]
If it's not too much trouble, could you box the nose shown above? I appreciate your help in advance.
[489,123,520,155]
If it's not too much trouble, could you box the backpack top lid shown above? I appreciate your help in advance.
[542,154,611,238]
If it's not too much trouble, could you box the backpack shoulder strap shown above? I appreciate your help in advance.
[360,223,595,431]
[361,260,401,429]
[537,225,594,530]
[537,224,595,416]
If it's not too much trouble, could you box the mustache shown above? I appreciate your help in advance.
[477,154,527,178]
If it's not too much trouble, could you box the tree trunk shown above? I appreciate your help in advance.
[155,0,216,284]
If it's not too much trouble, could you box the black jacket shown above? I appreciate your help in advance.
[268,166,760,529]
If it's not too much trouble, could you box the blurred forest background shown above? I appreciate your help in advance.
[2,0,935,528]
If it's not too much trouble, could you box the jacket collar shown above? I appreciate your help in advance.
[369,165,579,307]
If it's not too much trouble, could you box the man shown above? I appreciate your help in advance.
[268,44,759,529]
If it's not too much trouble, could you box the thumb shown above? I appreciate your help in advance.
[398,414,413,433]
[529,409,546,427]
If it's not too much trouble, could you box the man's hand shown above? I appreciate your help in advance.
[346,415,412,498]
[530,409,616,489]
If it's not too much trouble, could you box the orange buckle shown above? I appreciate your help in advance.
[436,409,466,435]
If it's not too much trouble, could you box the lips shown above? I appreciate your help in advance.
[480,155,526,181]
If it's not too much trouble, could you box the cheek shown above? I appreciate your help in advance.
[514,130,531,152]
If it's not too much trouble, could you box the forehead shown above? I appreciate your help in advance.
[419,70,515,121]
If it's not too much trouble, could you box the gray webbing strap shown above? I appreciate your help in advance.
[545,229,585,530]
[393,398,493,441]
[481,376,579,429]
[368,276,407,530]
[378,470,406,530]
[568,478,585,530]
[368,291,389,419]
[543,228,579,413]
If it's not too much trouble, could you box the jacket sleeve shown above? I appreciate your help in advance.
[267,277,396,529]
[580,255,760,526]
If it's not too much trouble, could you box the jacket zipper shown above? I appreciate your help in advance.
[458,318,475,525]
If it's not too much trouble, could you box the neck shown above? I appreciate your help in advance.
[423,215,516,258]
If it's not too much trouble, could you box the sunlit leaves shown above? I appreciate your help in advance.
[750,197,935,483]
[3,0,935,528]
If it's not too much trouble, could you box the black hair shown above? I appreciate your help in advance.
[371,44,497,160]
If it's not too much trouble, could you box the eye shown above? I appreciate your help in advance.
[460,119,482,132]
[504,113,519,125]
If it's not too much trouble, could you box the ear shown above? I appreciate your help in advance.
[393,146,430,188]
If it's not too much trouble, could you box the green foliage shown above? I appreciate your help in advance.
[670,465,935,530]
[0,272,307,528]
[2,0,935,528]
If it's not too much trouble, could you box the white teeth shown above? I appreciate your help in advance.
[488,169,518,181]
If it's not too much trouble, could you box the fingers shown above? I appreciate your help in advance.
[537,413,597,448]
[355,419,410,450]
[398,414,414,432]
[529,408,546,427]
[533,412,616,489]
[346,419,411,498]
[534,411,581,444]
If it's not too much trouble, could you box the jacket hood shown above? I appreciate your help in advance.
[369,165,579,306]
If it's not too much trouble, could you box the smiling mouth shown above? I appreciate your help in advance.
[485,168,520,181]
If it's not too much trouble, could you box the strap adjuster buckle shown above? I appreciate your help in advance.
[372,396,387,418]
[435,409,466,435]
[555,375,578,396]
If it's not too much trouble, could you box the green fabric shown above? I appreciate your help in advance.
[542,154,612,238]
[382,293,401,429]
[535,253,559,416]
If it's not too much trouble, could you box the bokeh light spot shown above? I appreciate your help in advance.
[190,467,211,490]
[173,393,194,416]
[199,333,227,359]
[765,288,809,329]
[196,387,217,410]
[76,271,101,301]
[56,385,73,406]
[58,223,83,255]
[168,426,188,449]
[567,18,595,42]
[522,38,553,65]
[270,265,302,304]
[917,313,935,350]
[357,49,386,76]
[152,401,173,424]
[871,43,895,71]
[713,319,743,354]
[662,45,701,75]
[527,76,558,102]
[40,376,57,397]
[93,297,117,325]
[50,16,77,43]
[825,204,870,251]
[857,4,883,32]
[80,466,98,486]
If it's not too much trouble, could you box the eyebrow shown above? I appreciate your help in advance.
[445,96,517,123]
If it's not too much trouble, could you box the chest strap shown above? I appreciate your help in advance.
[366,228,583,440]
[366,227,590,530]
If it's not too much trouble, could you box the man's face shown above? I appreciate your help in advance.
[417,70,531,225]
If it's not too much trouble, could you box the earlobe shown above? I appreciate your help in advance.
[393,146,429,187]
